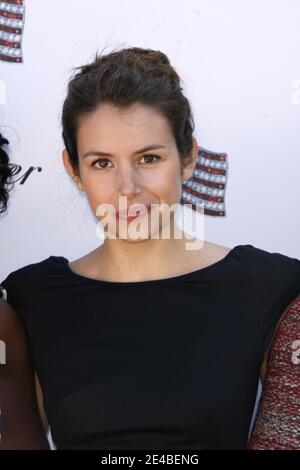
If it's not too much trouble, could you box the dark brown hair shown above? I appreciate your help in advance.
[0,133,19,214]
[61,46,195,174]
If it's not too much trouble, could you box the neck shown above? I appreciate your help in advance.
[94,230,204,282]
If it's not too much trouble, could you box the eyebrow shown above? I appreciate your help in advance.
[82,144,167,159]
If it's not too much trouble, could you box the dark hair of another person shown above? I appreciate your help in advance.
[61,46,196,175]
[0,133,18,214]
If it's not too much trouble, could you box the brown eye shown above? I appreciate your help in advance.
[140,154,160,164]
[92,159,112,169]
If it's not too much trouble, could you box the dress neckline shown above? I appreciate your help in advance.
[53,244,244,286]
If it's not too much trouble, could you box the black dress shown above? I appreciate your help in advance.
[1,244,300,450]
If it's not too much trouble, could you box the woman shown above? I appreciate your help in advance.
[1,47,300,450]
[0,133,50,449]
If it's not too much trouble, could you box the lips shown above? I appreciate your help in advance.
[116,203,151,219]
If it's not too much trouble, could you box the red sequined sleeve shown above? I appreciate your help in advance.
[248,294,300,450]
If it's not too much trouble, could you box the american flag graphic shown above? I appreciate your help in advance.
[0,0,25,63]
[180,146,228,216]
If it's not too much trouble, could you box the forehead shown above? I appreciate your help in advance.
[77,103,174,148]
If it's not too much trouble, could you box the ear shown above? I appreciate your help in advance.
[62,149,83,191]
[181,137,199,182]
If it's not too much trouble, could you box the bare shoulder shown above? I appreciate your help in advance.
[183,240,232,274]
[68,248,99,278]
[200,241,232,263]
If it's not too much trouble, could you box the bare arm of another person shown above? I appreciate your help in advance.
[34,371,49,434]
[0,299,50,449]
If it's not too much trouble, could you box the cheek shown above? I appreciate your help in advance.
[81,174,113,213]
[145,164,181,196]
[155,172,182,201]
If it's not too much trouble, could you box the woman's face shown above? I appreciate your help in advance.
[63,102,198,241]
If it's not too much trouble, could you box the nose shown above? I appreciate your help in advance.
[118,165,142,197]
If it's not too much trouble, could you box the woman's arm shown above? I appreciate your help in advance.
[0,299,50,449]
[250,294,300,450]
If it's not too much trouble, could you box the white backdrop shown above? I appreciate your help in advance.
[0,0,299,450]
[1,0,300,279]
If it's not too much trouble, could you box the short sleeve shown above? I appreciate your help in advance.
[245,245,300,355]
[0,262,41,329]
[1,270,30,307]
